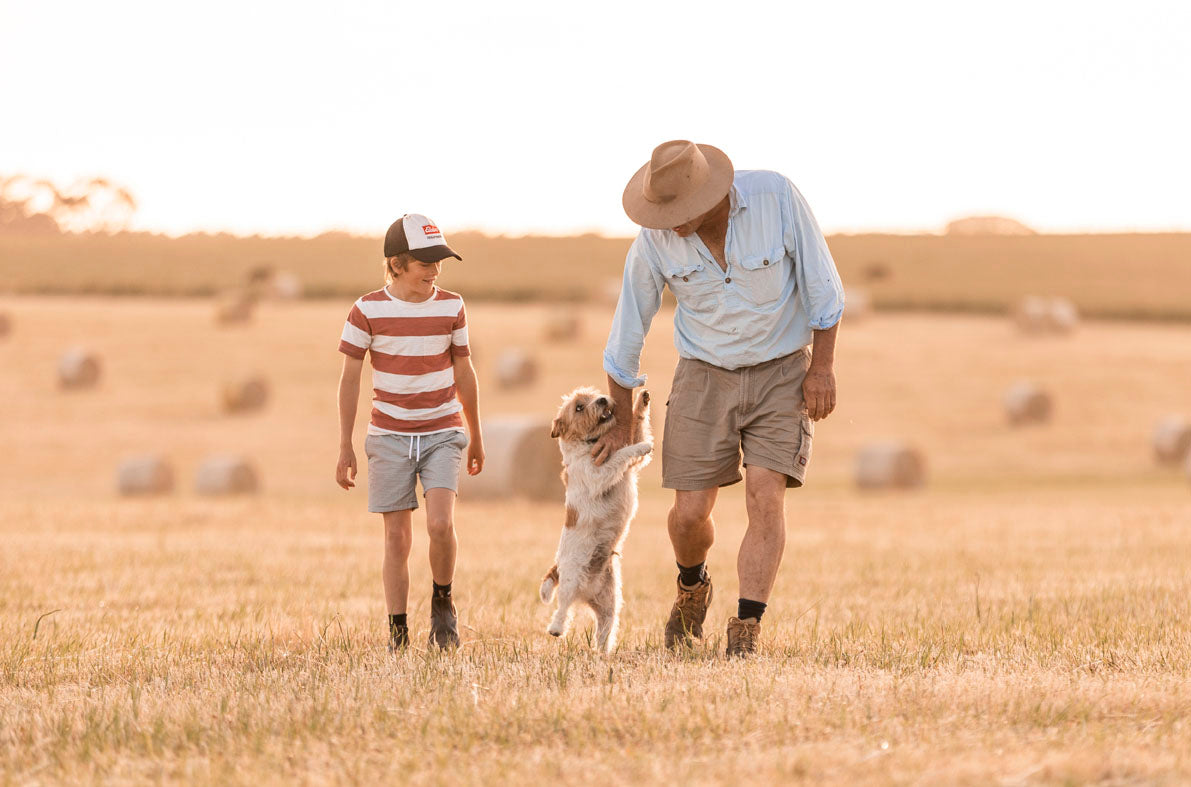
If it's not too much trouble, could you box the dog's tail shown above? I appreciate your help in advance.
[539,564,559,603]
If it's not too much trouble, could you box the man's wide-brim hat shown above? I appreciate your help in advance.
[622,140,733,230]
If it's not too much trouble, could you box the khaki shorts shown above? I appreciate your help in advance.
[364,429,468,513]
[662,349,814,490]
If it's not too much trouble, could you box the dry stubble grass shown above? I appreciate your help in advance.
[2,296,1191,784]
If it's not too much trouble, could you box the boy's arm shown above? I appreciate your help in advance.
[453,355,485,475]
[336,355,364,489]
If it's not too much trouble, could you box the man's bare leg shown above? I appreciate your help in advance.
[668,488,717,565]
[724,466,788,656]
[738,465,788,603]
[665,488,717,647]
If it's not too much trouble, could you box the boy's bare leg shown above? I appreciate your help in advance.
[425,487,460,648]
[424,488,457,584]
[382,510,413,614]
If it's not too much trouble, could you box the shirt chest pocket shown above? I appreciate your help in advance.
[664,263,719,313]
[734,247,786,307]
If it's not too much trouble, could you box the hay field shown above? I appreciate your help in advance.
[4,230,1191,320]
[2,295,1191,784]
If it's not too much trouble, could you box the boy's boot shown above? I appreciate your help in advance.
[388,624,409,654]
[428,596,460,650]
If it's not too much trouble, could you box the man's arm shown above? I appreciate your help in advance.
[336,355,364,489]
[594,236,664,465]
[803,320,839,421]
[591,375,636,465]
[781,176,845,422]
[453,355,485,475]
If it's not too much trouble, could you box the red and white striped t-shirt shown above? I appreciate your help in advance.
[338,286,470,436]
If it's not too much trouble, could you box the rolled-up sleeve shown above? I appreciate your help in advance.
[603,235,664,388]
[782,179,845,330]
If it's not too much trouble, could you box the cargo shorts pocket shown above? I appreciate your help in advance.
[794,413,814,475]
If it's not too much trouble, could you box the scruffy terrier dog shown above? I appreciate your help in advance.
[539,386,652,653]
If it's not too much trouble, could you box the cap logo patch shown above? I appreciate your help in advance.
[422,224,441,238]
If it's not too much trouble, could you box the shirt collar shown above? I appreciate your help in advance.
[728,182,747,217]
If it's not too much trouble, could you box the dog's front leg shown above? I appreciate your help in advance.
[590,442,654,495]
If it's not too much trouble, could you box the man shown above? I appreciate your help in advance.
[596,140,844,656]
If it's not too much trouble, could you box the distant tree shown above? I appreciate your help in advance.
[0,175,137,235]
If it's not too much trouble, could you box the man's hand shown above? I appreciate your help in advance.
[466,440,485,475]
[336,446,357,489]
[802,367,837,421]
[591,423,632,466]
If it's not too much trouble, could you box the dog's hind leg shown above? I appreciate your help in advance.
[592,560,623,654]
[547,572,580,638]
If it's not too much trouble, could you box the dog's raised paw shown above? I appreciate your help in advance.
[640,390,650,406]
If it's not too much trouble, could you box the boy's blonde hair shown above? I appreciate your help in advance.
[383,253,415,285]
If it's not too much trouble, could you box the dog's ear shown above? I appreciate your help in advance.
[550,416,562,439]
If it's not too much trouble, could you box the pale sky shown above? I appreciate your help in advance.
[2,0,1189,237]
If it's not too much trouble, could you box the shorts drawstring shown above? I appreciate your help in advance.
[407,434,422,463]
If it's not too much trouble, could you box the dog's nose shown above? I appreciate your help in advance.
[596,397,609,407]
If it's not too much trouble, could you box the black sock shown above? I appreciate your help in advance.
[388,613,407,632]
[677,561,706,586]
[737,598,767,622]
[432,581,452,599]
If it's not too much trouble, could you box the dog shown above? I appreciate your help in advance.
[539,386,653,653]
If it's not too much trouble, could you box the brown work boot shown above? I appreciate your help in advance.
[725,616,761,657]
[428,596,460,650]
[664,571,713,649]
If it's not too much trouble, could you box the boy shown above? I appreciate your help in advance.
[335,214,484,652]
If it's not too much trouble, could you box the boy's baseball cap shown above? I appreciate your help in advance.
[384,214,463,262]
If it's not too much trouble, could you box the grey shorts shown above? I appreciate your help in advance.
[662,349,814,490]
[364,430,468,513]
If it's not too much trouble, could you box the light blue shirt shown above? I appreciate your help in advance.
[603,170,845,388]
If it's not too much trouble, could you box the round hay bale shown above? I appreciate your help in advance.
[0,312,11,338]
[215,290,256,325]
[57,347,101,390]
[1049,297,1079,334]
[195,455,260,496]
[543,311,582,342]
[495,349,538,389]
[266,271,303,301]
[843,288,871,321]
[456,418,562,502]
[117,454,175,496]
[1003,381,1053,426]
[1153,415,1191,466]
[1014,296,1053,334]
[855,441,926,490]
[1014,296,1079,335]
[220,376,270,414]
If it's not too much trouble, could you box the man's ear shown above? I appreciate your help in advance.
[550,417,562,439]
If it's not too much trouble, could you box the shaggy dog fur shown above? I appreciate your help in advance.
[539,386,653,653]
